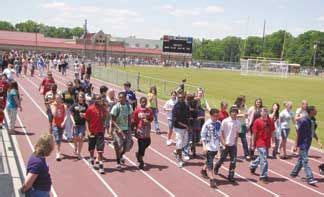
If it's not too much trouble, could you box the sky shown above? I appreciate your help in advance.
[1,0,324,40]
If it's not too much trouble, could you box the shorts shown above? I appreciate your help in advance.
[206,151,217,170]
[281,128,290,140]
[174,128,188,149]
[73,125,86,137]
[52,126,64,145]
[46,108,53,123]
[167,119,173,130]
[88,132,105,152]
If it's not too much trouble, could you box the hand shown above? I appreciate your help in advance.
[61,122,65,128]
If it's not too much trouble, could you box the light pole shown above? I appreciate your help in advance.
[313,41,319,69]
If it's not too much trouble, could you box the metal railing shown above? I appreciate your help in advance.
[92,65,203,99]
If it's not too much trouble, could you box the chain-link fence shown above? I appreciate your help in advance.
[92,65,203,99]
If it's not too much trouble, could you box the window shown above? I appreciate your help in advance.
[135,43,140,48]
[155,44,159,49]
[145,44,149,48]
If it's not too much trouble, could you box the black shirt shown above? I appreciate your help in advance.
[172,101,190,129]
[71,103,88,125]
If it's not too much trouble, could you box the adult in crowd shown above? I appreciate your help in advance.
[172,92,190,168]
[19,134,54,197]
[290,106,318,185]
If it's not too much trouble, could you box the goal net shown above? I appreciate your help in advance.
[240,58,289,77]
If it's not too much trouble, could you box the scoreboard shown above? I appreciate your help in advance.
[162,35,193,54]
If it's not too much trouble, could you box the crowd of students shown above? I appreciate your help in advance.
[1,50,323,196]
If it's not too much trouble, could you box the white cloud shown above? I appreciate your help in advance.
[41,1,67,9]
[205,5,224,14]
[317,16,324,21]
[192,21,209,27]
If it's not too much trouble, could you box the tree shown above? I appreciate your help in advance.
[0,21,15,31]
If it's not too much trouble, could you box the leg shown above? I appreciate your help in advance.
[228,146,237,180]
[258,148,268,178]
[214,146,229,174]
[153,109,160,132]
[300,149,315,182]
[290,152,303,177]
[239,127,249,158]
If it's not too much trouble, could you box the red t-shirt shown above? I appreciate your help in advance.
[133,107,153,139]
[252,117,275,148]
[53,104,66,128]
[219,110,229,122]
[41,78,55,95]
[0,80,8,108]
[85,104,106,134]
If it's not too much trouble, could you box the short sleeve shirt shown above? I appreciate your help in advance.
[220,117,241,146]
[110,103,133,131]
[27,154,52,191]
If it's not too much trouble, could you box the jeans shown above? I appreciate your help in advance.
[215,145,237,178]
[7,108,17,130]
[251,147,268,178]
[151,108,160,131]
[239,125,249,157]
[26,188,50,197]
[291,148,314,182]
[272,136,280,157]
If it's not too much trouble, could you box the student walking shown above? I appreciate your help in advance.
[148,86,160,134]
[214,106,241,182]
[133,97,153,169]
[200,108,222,188]
[163,91,177,146]
[250,107,275,183]
[279,101,295,159]
[6,81,22,133]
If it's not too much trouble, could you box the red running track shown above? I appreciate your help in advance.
[10,68,324,197]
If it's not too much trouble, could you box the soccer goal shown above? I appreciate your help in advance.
[240,57,289,77]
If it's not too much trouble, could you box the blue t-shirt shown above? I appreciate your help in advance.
[27,154,52,191]
[6,89,18,109]
[297,117,313,150]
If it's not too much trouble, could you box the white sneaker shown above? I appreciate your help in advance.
[178,161,184,168]
[56,153,61,161]
[116,164,122,169]
[166,140,172,146]
[183,155,190,161]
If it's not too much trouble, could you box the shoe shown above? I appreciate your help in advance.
[99,163,105,174]
[308,179,318,185]
[183,155,190,161]
[139,161,144,170]
[259,177,268,184]
[228,177,235,183]
[178,161,184,168]
[116,164,122,169]
[166,140,172,146]
[201,169,209,179]
[88,158,94,167]
[156,129,161,135]
[94,162,99,170]
[210,179,217,188]
[245,156,251,161]
[280,156,288,160]
[290,173,297,178]
[173,150,177,156]
[77,154,82,160]
[120,156,126,165]
[250,168,256,174]
[56,153,61,161]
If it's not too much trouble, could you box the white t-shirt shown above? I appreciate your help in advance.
[295,108,308,121]
[220,117,241,146]
[201,119,222,151]
[163,99,177,120]
[3,68,15,81]
[279,109,294,129]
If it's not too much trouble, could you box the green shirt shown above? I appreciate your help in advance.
[110,103,133,130]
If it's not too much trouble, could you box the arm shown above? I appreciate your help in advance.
[14,94,22,111]
[20,173,38,193]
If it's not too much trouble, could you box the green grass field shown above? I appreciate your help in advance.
[110,66,324,147]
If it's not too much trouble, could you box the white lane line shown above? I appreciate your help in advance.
[18,78,118,197]
[15,114,58,197]
[50,70,279,196]
[23,76,175,197]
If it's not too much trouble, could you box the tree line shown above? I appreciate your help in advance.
[193,30,324,67]
[0,20,323,67]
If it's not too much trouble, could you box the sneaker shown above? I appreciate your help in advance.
[116,164,122,169]
[201,169,209,179]
[56,153,61,161]
[250,168,256,174]
[245,156,251,161]
[183,155,190,161]
[94,162,100,170]
[166,140,172,146]
[290,173,297,178]
[178,161,184,168]
[88,158,94,167]
[308,179,318,185]
[210,179,217,188]
[99,162,105,174]
[173,150,177,155]
[156,129,161,135]
[259,177,268,184]
[120,157,126,165]
[228,177,235,183]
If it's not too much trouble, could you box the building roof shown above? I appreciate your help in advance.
[0,30,161,55]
